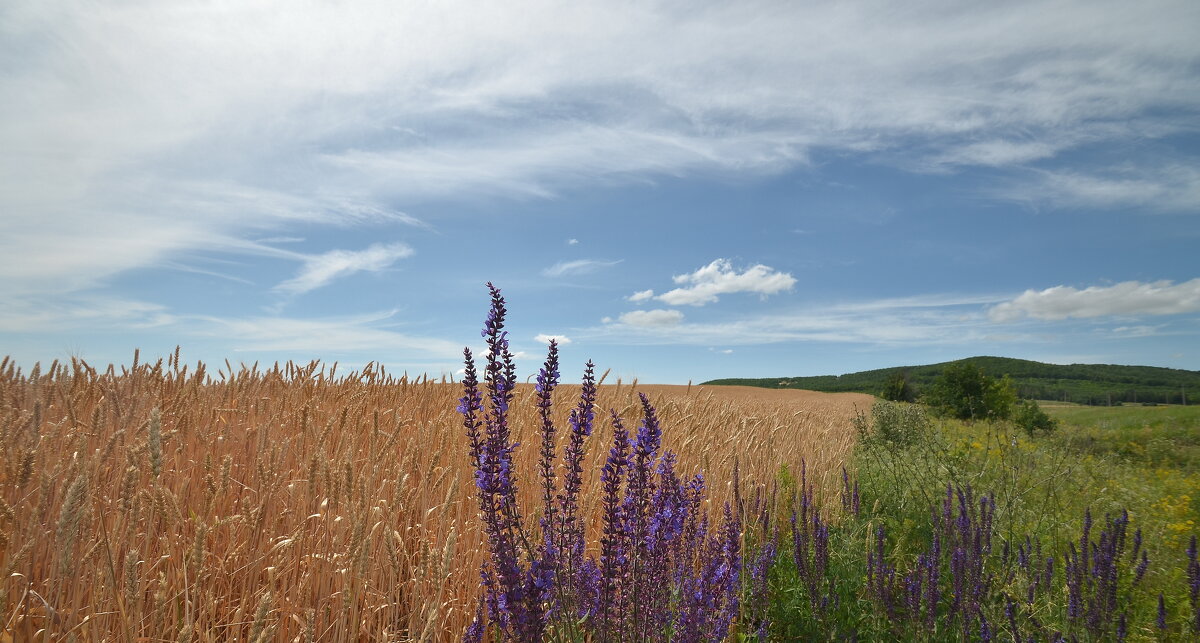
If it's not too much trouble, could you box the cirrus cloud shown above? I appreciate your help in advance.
[274,242,413,295]
[989,279,1200,321]
[541,259,622,278]
[5,0,1198,298]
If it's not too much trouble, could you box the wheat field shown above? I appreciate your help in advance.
[0,352,868,641]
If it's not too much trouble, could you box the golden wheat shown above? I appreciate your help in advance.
[0,354,868,640]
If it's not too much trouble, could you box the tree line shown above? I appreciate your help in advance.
[705,356,1196,406]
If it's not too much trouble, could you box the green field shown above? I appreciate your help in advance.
[1044,402,1200,470]
[767,399,1200,640]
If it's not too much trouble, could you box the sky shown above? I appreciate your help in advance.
[2,0,1199,384]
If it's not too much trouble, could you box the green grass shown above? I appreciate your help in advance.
[1044,403,1200,471]
[765,400,1200,640]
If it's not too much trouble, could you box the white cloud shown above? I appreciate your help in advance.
[628,289,655,302]
[194,310,461,357]
[1110,325,1162,337]
[275,243,413,295]
[656,259,796,306]
[585,293,1019,346]
[0,180,415,298]
[3,0,1198,296]
[0,292,463,365]
[999,164,1200,212]
[0,294,174,333]
[534,333,572,344]
[989,279,1200,321]
[567,238,579,245]
[932,139,1061,168]
[616,309,685,327]
[541,258,621,277]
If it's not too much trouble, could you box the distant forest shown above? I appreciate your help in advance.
[703,356,1198,406]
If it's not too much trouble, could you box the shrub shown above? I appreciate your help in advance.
[924,361,1016,421]
[1013,399,1057,436]
[854,399,932,449]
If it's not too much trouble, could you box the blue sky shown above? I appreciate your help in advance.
[2,0,1199,383]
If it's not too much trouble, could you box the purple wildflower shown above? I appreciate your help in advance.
[597,411,630,635]
[459,285,765,640]
[463,599,486,643]
[1134,550,1149,585]
[748,537,778,639]
[556,359,596,579]
[1005,594,1019,641]
[536,341,560,560]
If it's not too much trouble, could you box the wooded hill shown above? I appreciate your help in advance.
[703,356,1198,405]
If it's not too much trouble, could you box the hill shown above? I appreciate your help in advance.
[702,356,1199,406]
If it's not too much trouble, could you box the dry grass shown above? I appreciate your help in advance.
[0,353,868,641]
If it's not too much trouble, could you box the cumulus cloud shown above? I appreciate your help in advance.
[989,279,1200,321]
[616,309,685,327]
[567,238,579,245]
[534,333,572,344]
[628,289,655,302]
[275,242,413,295]
[656,259,796,306]
[541,259,622,277]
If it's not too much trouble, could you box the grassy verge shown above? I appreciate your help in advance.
[766,401,1200,641]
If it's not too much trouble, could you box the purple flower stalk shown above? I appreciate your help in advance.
[620,393,663,638]
[555,360,596,580]
[459,285,753,641]
[468,284,544,639]
[597,411,630,636]
[536,340,561,557]
[791,465,832,614]
[748,537,778,640]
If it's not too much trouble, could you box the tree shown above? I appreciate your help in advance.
[923,361,1016,421]
[1013,399,1058,436]
[880,370,916,402]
